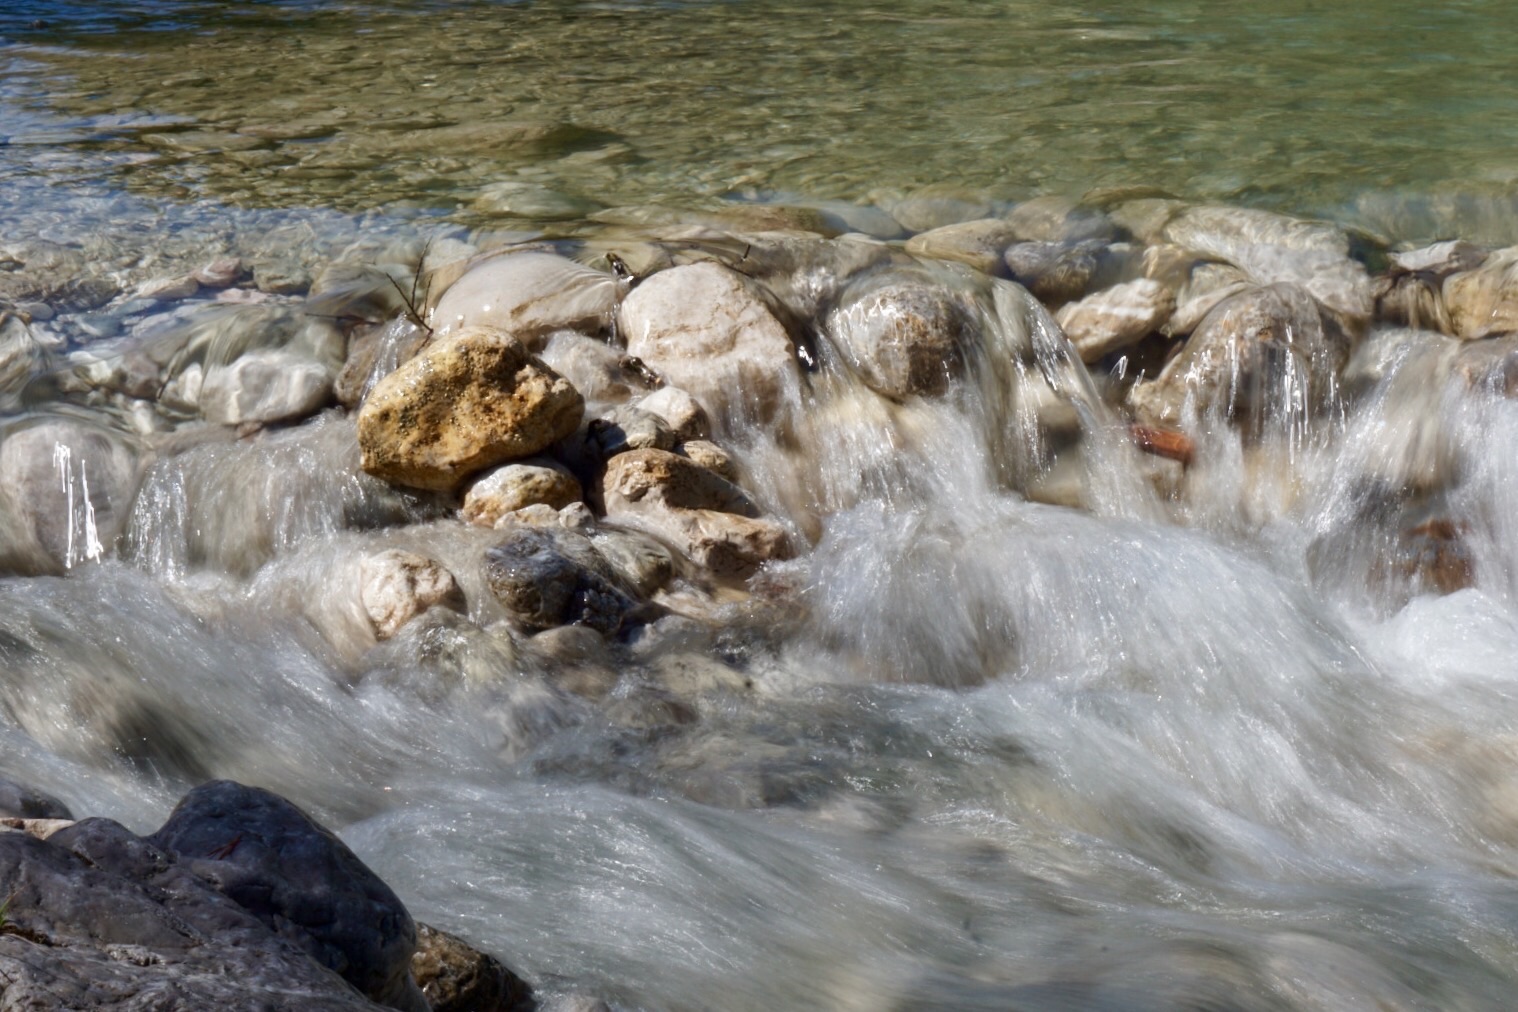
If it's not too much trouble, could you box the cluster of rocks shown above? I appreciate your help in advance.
[0,778,535,1011]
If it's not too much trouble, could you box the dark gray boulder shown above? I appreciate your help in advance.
[0,820,381,1010]
[148,780,428,1012]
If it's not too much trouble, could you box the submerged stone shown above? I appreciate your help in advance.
[903,218,1022,275]
[483,525,638,635]
[428,251,621,345]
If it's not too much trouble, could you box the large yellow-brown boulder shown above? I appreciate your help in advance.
[358,327,582,492]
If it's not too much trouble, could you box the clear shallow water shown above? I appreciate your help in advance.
[4,3,1518,1010]
[3,0,1518,234]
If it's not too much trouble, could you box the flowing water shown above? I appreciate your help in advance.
[5,2,1518,1009]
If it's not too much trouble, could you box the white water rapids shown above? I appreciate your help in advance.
[4,256,1518,1011]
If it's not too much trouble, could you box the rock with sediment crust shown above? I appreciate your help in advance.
[904,218,1022,274]
[357,327,583,492]
[601,448,791,578]
[1056,278,1176,363]
[1443,249,1518,340]
[428,251,620,345]
[462,458,583,527]
[677,439,737,481]
[618,261,797,425]
[360,549,465,640]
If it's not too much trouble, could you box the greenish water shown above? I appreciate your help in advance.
[3,0,1518,237]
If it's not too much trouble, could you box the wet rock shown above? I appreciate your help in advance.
[0,314,48,409]
[1381,519,1476,596]
[874,186,1000,232]
[429,252,620,345]
[0,415,145,575]
[483,526,638,634]
[1443,249,1518,340]
[0,821,383,1011]
[192,256,244,288]
[474,180,603,220]
[358,327,584,492]
[1003,240,1107,307]
[0,778,72,820]
[412,922,536,1012]
[824,268,975,398]
[537,330,656,410]
[589,404,677,458]
[590,527,677,597]
[601,448,791,578]
[635,385,710,442]
[149,780,428,1011]
[903,218,1022,274]
[1055,278,1176,363]
[361,549,466,640]
[1390,239,1488,277]
[1005,195,1119,243]
[1165,261,1253,337]
[618,261,797,424]
[1161,204,1352,260]
[1127,283,1346,430]
[527,623,620,700]
[199,347,336,426]
[463,459,584,526]
[677,439,737,481]
[136,275,200,301]
[252,259,312,296]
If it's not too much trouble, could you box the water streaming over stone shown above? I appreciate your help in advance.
[5,2,1518,1009]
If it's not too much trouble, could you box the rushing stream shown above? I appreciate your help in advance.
[5,2,1518,1009]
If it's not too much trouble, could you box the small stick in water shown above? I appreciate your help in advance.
[1128,424,1194,466]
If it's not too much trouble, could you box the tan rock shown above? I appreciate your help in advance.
[618,262,797,424]
[1444,251,1518,340]
[1056,279,1175,363]
[462,458,582,526]
[357,327,584,492]
[601,448,790,578]
[677,439,737,481]
[903,218,1022,274]
[635,385,710,442]
[1004,195,1118,243]
[360,549,465,640]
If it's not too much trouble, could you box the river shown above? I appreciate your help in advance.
[3,2,1518,1009]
